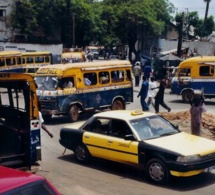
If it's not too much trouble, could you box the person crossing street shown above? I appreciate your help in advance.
[137,75,149,111]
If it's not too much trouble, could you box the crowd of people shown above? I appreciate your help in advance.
[134,60,207,136]
[135,61,171,113]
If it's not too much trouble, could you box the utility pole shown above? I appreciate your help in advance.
[72,13,75,48]
[177,12,184,57]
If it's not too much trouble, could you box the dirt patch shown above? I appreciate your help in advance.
[159,110,215,140]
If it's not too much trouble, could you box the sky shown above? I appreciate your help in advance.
[169,0,215,19]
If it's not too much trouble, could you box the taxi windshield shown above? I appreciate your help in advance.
[130,115,179,140]
[34,76,58,91]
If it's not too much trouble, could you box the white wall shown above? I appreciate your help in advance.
[158,39,215,56]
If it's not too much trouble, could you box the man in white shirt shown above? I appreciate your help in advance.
[147,77,157,109]
[84,76,91,85]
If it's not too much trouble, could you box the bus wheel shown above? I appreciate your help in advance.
[146,158,169,185]
[182,90,193,103]
[111,99,125,110]
[68,105,79,122]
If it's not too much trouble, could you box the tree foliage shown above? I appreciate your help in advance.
[175,11,214,39]
[9,0,175,58]
[10,0,38,34]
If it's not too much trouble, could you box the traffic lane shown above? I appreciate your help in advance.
[132,89,215,114]
[38,116,215,195]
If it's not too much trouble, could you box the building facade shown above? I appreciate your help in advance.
[0,0,13,42]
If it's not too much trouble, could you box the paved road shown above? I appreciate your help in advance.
[133,82,215,114]
[36,84,215,195]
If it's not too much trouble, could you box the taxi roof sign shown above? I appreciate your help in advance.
[131,110,144,116]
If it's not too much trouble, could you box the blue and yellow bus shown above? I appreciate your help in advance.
[0,51,52,74]
[34,60,133,121]
[171,56,215,102]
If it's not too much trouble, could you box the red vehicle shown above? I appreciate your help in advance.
[0,166,60,195]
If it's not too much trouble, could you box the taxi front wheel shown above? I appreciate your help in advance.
[146,158,169,185]
[74,144,91,163]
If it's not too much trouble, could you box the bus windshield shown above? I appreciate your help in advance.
[35,76,58,91]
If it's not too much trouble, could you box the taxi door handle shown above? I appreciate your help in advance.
[108,140,113,143]
[84,136,89,138]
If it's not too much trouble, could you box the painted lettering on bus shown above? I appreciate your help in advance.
[0,73,10,78]
[37,68,57,74]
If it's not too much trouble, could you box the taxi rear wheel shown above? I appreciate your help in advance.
[68,105,79,122]
[146,158,169,185]
[111,99,125,110]
[74,144,90,163]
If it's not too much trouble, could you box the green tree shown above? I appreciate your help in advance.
[196,16,215,38]
[185,11,199,39]
[102,0,172,61]
[10,0,173,53]
[10,0,38,35]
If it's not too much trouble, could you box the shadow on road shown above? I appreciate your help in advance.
[58,153,215,191]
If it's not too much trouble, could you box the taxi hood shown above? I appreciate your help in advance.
[145,132,215,156]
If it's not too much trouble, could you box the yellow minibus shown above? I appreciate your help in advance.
[34,60,133,121]
[171,56,215,102]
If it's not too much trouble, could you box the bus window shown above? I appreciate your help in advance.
[111,70,124,82]
[0,59,5,66]
[200,66,213,76]
[17,57,22,65]
[26,57,34,64]
[126,69,132,81]
[26,67,39,74]
[35,56,44,63]
[45,56,50,63]
[22,58,26,64]
[6,58,15,66]
[178,68,190,76]
[84,73,97,86]
[35,76,58,90]
[211,66,214,75]
[99,71,109,84]
[61,77,74,88]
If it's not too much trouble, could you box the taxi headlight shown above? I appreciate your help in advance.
[177,155,201,162]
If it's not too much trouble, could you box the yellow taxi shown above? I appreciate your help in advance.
[59,110,215,184]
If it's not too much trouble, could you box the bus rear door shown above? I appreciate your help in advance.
[0,73,41,171]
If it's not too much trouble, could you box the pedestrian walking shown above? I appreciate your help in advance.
[143,64,152,80]
[154,77,171,113]
[133,61,142,86]
[190,90,207,136]
[147,77,157,109]
[137,75,149,111]
[39,112,54,138]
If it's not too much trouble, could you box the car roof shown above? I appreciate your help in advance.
[93,110,156,120]
[0,166,44,193]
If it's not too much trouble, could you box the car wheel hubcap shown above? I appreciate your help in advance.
[149,163,164,181]
[76,146,86,161]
